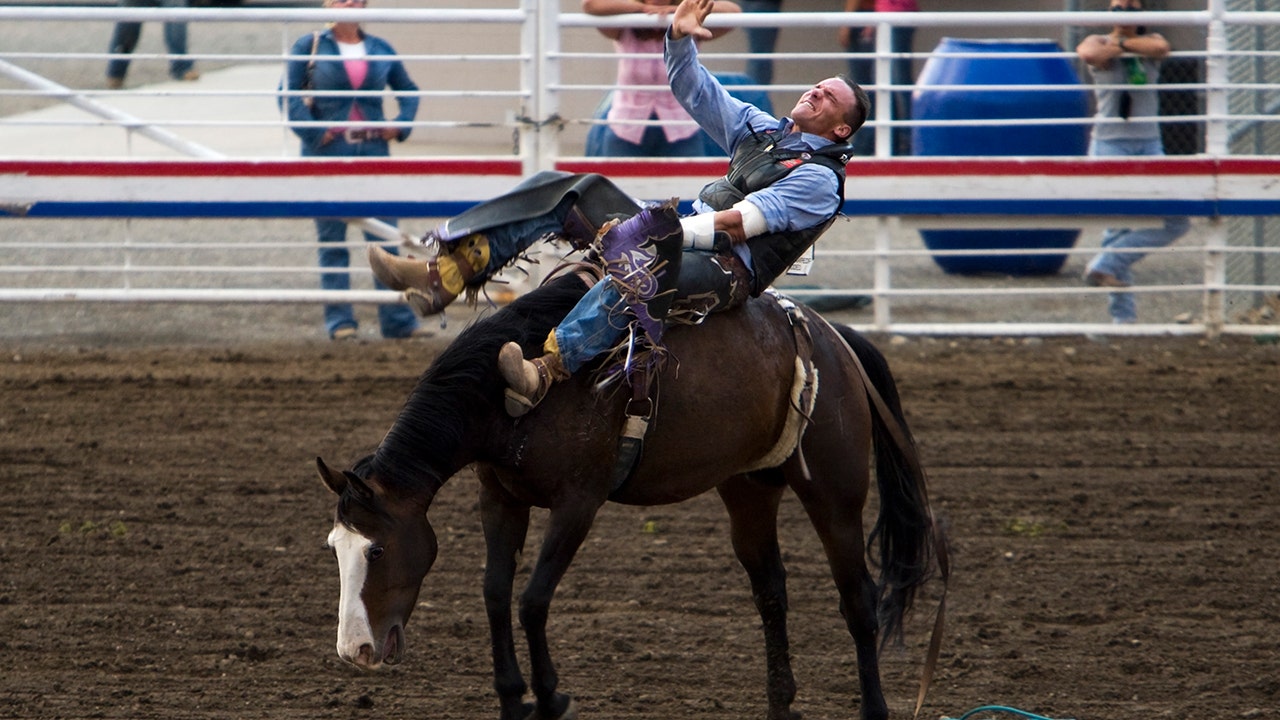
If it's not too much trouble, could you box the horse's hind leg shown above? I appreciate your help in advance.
[789,464,887,720]
[716,473,800,720]
[479,475,538,720]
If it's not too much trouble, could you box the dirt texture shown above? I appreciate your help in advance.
[2,334,1278,720]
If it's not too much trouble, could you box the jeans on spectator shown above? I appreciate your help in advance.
[106,0,195,81]
[845,29,876,156]
[310,136,420,339]
[739,0,782,86]
[1085,136,1191,323]
[886,25,915,156]
[599,123,706,158]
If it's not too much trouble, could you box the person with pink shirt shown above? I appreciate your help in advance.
[584,0,740,157]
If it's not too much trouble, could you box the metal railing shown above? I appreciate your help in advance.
[1,2,1278,338]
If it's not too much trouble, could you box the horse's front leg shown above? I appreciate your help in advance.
[519,499,602,720]
[717,473,800,720]
[479,475,536,720]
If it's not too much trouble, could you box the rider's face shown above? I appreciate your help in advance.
[790,78,856,142]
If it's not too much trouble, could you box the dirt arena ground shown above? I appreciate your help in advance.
[2,332,1278,720]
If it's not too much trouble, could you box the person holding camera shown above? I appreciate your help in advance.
[1076,0,1189,324]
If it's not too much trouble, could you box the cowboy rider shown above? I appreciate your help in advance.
[368,0,869,416]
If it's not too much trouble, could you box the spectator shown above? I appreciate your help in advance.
[865,0,917,155]
[106,0,200,89]
[584,0,741,157]
[281,0,426,340]
[1077,0,1189,324]
[838,0,876,155]
[739,0,781,86]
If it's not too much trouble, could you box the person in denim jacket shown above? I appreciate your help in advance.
[283,0,425,340]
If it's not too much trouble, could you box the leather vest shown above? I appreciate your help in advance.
[698,129,851,295]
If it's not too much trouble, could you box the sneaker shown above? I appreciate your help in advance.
[106,77,124,90]
[178,69,200,82]
[1083,269,1130,288]
[331,327,358,341]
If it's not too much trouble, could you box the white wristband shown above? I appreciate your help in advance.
[681,213,717,251]
[732,200,768,238]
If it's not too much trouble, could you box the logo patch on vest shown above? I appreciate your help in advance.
[781,158,805,169]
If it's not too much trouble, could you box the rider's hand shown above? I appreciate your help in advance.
[669,0,714,41]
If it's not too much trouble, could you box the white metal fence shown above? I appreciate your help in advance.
[1,2,1278,338]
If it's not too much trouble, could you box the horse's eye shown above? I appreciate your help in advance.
[367,545,385,562]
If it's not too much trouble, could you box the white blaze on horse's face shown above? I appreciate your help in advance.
[317,457,436,672]
[328,523,379,667]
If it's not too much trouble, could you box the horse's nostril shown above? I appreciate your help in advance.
[356,644,375,666]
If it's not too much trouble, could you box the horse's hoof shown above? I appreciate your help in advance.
[524,698,577,720]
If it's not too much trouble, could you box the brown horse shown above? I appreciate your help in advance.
[317,271,943,720]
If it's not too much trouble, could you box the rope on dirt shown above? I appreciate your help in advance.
[942,706,1076,720]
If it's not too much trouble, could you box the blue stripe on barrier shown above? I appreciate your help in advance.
[840,199,1227,216]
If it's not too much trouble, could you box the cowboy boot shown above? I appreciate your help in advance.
[497,341,570,417]
[367,234,490,316]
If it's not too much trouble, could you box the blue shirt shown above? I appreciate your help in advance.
[665,33,842,235]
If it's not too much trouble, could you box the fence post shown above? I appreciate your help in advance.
[535,0,561,175]
[872,216,893,329]
[874,21,894,158]
[1203,0,1228,157]
[1202,216,1227,337]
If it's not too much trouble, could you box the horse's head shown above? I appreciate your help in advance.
[317,456,437,670]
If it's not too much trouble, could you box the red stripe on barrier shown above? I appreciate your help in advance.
[1216,158,1280,175]
[843,157,1221,176]
[0,158,525,177]
[555,159,730,176]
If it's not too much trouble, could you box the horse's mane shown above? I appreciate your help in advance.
[366,273,590,495]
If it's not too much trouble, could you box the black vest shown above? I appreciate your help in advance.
[698,129,851,296]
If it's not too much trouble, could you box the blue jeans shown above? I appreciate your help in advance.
[555,279,631,373]
[316,217,421,339]
[1086,136,1191,323]
[106,0,194,81]
[309,136,420,338]
[554,250,749,373]
[845,30,875,156]
[844,25,913,155]
[599,123,706,158]
[739,0,782,86]
[888,26,915,155]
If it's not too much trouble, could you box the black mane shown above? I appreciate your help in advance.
[367,273,591,495]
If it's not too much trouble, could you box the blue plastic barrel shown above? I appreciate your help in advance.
[911,38,1090,275]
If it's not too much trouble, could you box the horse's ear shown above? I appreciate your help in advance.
[343,470,374,499]
[317,457,347,496]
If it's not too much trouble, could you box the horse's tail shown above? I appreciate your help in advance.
[834,325,945,649]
